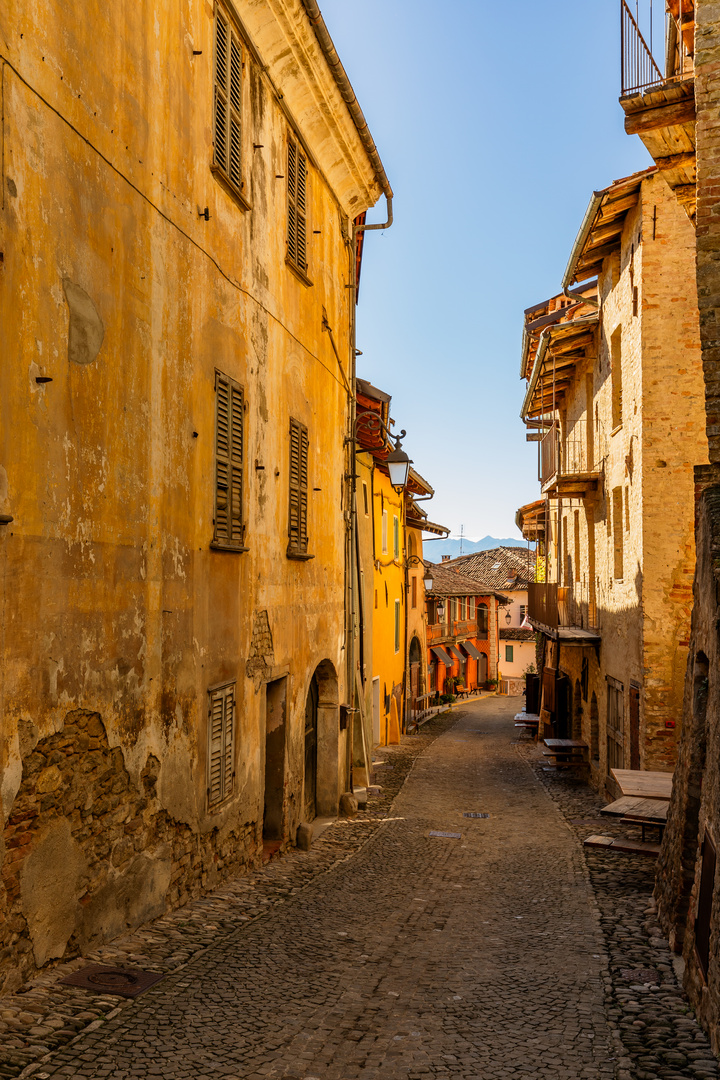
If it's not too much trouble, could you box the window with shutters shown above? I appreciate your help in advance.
[381,510,388,553]
[286,134,310,280]
[393,515,400,560]
[212,370,246,552]
[211,5,249,208]
[287,418,312,559]
[207,681,236,808]
[394,599,401,653]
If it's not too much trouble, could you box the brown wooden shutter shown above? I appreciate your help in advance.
[287,136,308,272]
[214,8,242,189]
[288,418,309,556]
[208,682,235,807]
[214,371,245,549]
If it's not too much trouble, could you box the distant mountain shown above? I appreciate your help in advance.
[424,535,531,563]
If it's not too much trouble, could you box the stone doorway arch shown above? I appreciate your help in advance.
[304,660,339,818]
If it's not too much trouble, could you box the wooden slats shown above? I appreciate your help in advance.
[208,682,235,807]
[288,418,310,557]
[214,8,242,191]
[287,135,308,273]
[213,371,245,550]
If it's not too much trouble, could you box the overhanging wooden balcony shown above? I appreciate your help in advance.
[528,582,601,645]
[619,0,696,221]
[540,422,600,500]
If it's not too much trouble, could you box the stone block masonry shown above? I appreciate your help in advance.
[0,710,257,995]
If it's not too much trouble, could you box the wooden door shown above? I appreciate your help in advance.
[629,684,641,770]
[304,675,318,822]
[410,662,420,713]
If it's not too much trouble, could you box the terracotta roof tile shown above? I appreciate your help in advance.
[439,547,536,590]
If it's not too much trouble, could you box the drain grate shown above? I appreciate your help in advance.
[463,812,489,819]
[60,965,164,998]
[429,830,462,839]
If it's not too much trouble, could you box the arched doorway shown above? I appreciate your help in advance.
[409,635,422,718]
[304,674,319,822]
[304,660,340,818]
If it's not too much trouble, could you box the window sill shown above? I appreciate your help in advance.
[287,549,314,561]
[210,541,249,553]
[210,164,252,212]
[610,423,623,437]
[285,257,314,288]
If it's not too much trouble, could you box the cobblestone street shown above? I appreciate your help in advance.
[4,696,718,1079]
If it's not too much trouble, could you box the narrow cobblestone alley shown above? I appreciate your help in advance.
[18,696,617,1080]
[8,696,719,1080]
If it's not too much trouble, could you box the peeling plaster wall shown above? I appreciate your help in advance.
[0,0,376,990]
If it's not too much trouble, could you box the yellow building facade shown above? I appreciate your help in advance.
[0,0,390,991]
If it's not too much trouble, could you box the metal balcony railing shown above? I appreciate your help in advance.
[621,0,692,96]
[540,419,597,488]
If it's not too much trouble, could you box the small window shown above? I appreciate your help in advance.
[362,482,369,516]
[520,604,527,622]
[287,134,308,275]
[212,370,245,551]
[477,603,489,639]
[213,6,243,196]
[287,418,311,559]
[505,645,514,663]
[394,599,401,653]
[382,510,388,553]
[393,515,400,560]
[208,681,236,808]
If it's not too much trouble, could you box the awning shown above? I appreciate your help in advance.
[460,640,483,661]
[431,646,455,666]
[448,645,465,662]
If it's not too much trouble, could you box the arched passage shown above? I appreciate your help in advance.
[304,660,339,819]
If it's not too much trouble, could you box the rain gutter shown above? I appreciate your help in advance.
[560,190,606,305]
[519,314,600,422]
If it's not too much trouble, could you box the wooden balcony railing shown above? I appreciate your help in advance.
[529,582,598,632]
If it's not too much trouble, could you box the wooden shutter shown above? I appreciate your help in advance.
[214,371,245,549]
[287,135,308,272]
[695,833,716,979]
[214,7,242,189]
[394,599,400,652]
[208,682,235,806]
[288,418,309,556]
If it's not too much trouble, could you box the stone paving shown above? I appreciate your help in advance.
[2,696,718,1079]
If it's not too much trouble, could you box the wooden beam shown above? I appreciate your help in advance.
[624,96,696,135]
[655,150,696,170]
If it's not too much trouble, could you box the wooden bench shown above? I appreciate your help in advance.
[584,834,661,857]
[542,738,588,768]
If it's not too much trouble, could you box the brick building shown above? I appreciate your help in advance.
[518,166,706,791]
[616,0,720,1048]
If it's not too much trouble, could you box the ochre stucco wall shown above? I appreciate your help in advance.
[0,0,382,991]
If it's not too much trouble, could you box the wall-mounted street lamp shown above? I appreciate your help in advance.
[505,609,512,624]
[437,600,445,622]
[407,554,433,592]
[352,412,412,491]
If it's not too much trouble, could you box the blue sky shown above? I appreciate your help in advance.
[319,0,653,539]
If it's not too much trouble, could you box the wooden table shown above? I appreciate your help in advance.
[610,769,673,801]
[601,795,669,842]
[543,738,588,768]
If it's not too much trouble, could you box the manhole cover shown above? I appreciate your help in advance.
[619,968,660,984]
[60,965,164,998]
[429,831,462,839]
[463,812,489,819]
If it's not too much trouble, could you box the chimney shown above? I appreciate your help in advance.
[442,554,451,562]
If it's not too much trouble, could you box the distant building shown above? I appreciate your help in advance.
[439,547,537,695]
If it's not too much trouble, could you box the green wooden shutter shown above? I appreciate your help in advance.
[394,599,401,652]
[214,9,242,189]
[288,418,309,556]
[214,371,244,550]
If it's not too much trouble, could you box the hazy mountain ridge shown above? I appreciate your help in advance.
[424,536,529,563]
